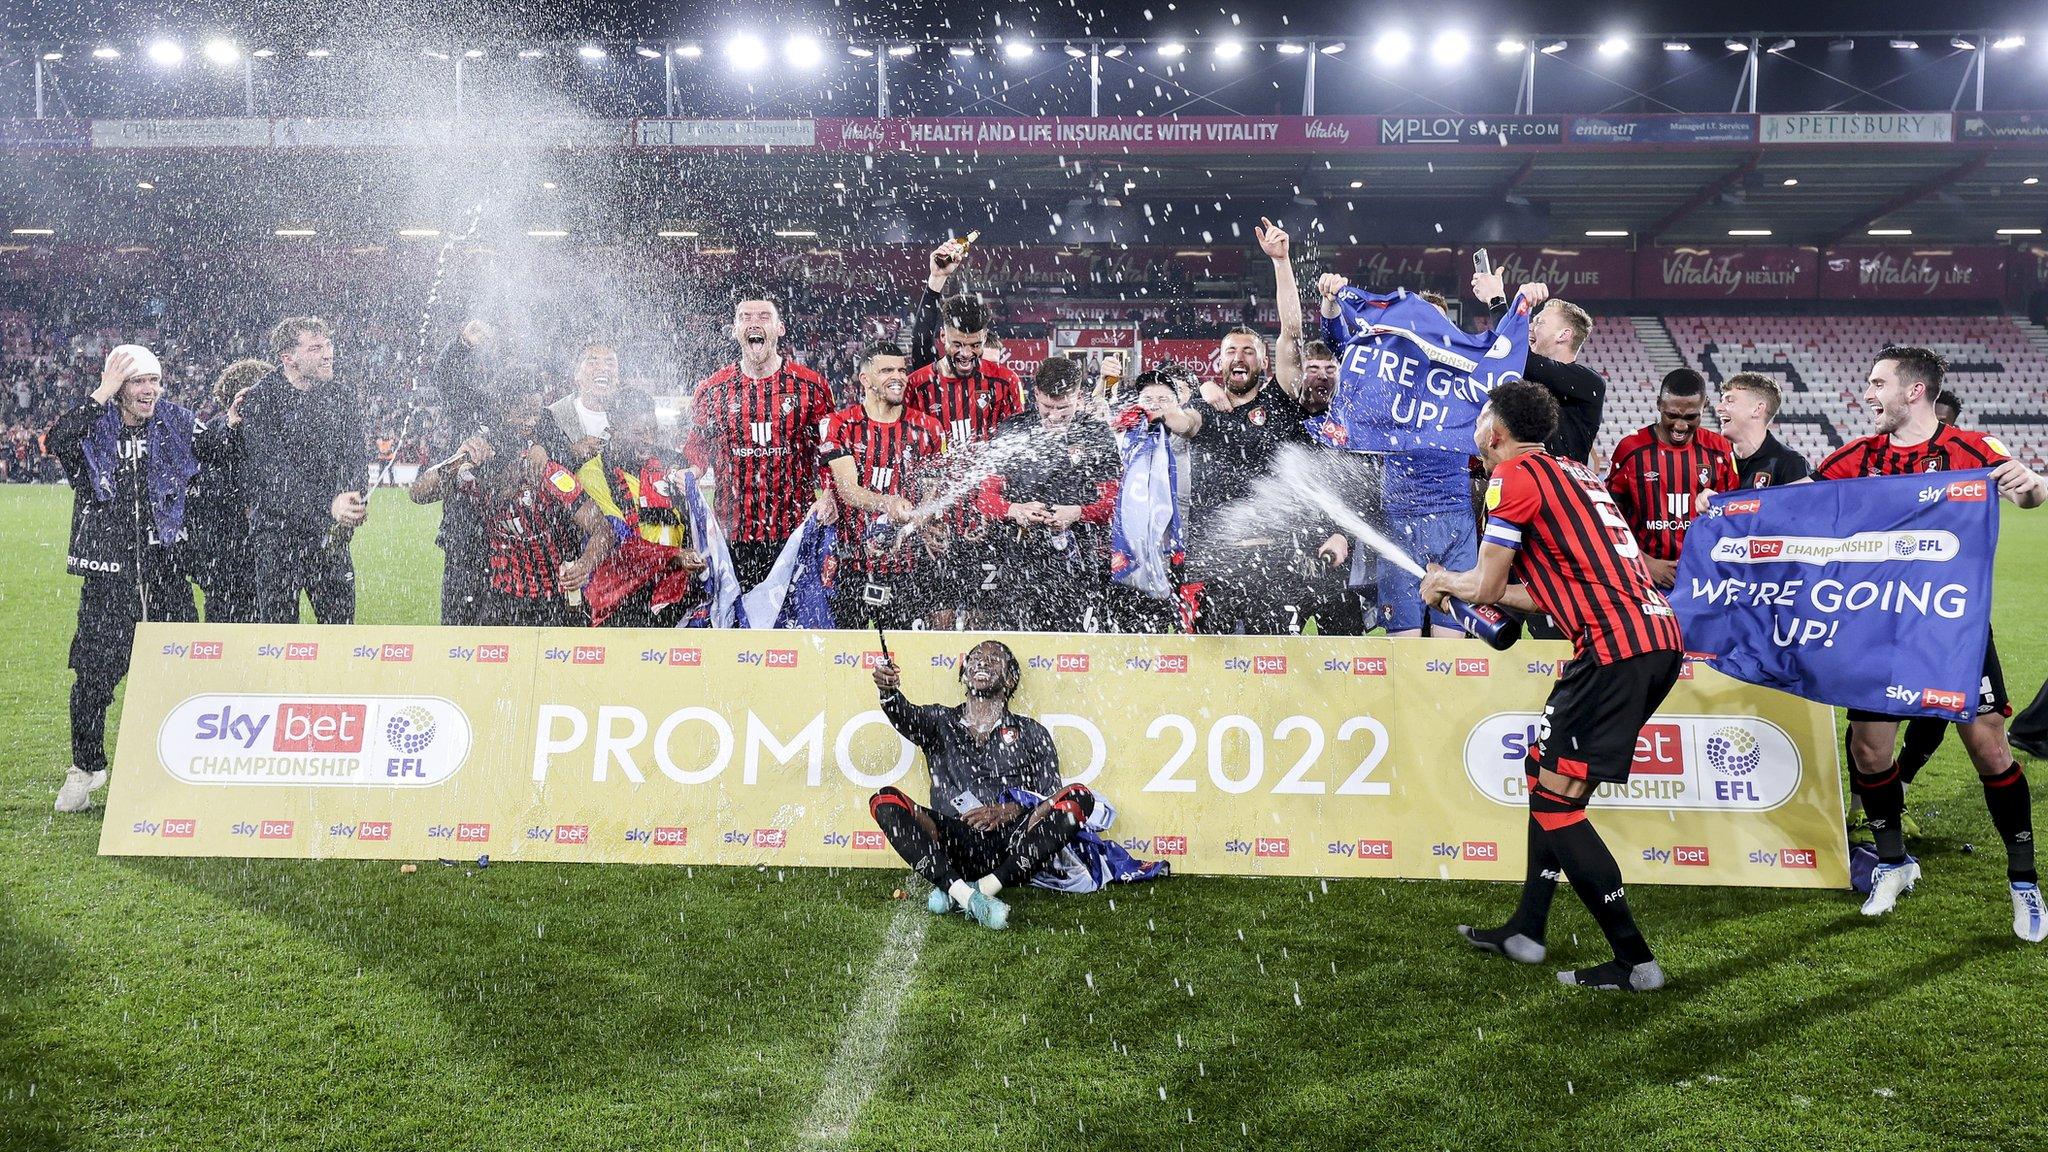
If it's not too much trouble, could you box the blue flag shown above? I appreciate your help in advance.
[740,512,838,629]
[1109,422,1184,600]
[996,787,1172,893]
[1671,470,2001,721]
[680,471,743,628]
[1308,287,1531,455]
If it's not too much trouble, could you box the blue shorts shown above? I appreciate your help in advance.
[1377,510,1478,634]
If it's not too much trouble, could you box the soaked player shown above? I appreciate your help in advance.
[867,641,1098,930]
[1606,369,1738,589]
[1810,347,2048,939]
[686,292,835,588]
[1423,380,1684,992]
[822,342,949,629]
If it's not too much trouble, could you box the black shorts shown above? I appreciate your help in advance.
[1536,649,1684,785]
[1847,632,2009,723]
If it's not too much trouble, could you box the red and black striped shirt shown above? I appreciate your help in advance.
[1605,425,1739,561]
[468,481,574,599]
[686,360,835,543]
[821,403,948,575]
[904,360,1025,446]
[1815,424,2010,479]
[1483,451,1684,665]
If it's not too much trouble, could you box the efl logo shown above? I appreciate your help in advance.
[1254,836,1290,858]
[258,819,295,840]
[1155,834,1189,856]
[456,822,491,843]
[274,703,366,753]
[1633,723,1686,776]
[1674,845,1710,866]
[554,824,590,845]
[1723,498,1762,515]
[1923,688,1968,712]
[475,644,510,664]
[571,645,606,666]
[1454,658,1489,677]
[755,828,788,849]
[1155,654,1189,674]
[652,826,688,847]
[669,647,703,667]
[1055,653,1090,673]
[284,642,318,661]
[161,818,196,838]
[1781,848,1818,869]
[1356,839,1394,860]
[1253,655,1288,675]
[379,644,413,663]
[852,830,886,851]
[764,650,799,669]
[357,821,392,842]
[1749,538,1785,560]
[1462,841,1500,862]
[1946,479,1988,502]
[190,641,223,660]
[1353,657,1388,676]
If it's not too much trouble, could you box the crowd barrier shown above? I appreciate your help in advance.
[101,624,1849,888]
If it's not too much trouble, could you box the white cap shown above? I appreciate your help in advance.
[110,344,163,381]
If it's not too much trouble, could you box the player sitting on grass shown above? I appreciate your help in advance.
[867,640,1162,929]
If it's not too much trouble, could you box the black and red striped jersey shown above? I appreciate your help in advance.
[686,361,835,543]
[1605,425,1740,561]
[1816,423,2011,479]
[821,403,948,574]
[1483,451,1684,665]
[905,360,1024,445]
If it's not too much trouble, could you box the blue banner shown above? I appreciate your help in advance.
[1671,470,2001,721]
[1308,287,1530,456]
[1569,115,1756,145]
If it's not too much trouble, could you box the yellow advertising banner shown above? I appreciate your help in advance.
[101,623,1848,888]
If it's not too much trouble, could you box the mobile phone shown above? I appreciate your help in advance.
[1472,248,1493,277]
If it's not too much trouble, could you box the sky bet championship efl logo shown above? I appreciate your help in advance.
[156,694,473,787]
[1461,713,1802,811]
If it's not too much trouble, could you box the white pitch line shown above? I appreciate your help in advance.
[795,887,928,1151]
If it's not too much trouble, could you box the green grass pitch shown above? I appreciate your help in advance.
[1,485,2043,1151]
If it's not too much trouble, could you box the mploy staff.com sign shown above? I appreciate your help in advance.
[102,625,1848,888]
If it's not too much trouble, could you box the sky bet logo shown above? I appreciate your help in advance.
[1029,653,1090,672]
[351,643,414,663]
[1222,655,1286,674]
[254,642,319,661]
[830,651,885,670]
[1923,478,1987,503]
[1643,845,1710,866]
[643,647,705,667]
[1320,656,1388,675]
[447,643,510,663]
[192,703,367,753]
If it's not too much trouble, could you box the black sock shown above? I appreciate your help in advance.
[1506,776,1560,941]
[1898,717,1949,787]
[995,785,1095,886]
[1852,764,1908,864]
[1532,786,1653,966]
[870,789,960,890]
[1981,763,2038,884]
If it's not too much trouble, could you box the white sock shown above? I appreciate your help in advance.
[976,875,1003,897]
[948,879,975,906]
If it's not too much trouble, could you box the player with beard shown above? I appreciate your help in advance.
[686,292,835,590]
[907,240,1026,627]
[238,316,367,625]
[822,342,949,629]
[1422,380,1683,991]
[1605,369,1738,590]
[867,640,1100,931]
[973,359,1121,632]
[1714,372,1810,490]
[1151,317,1310,632]
[1806,347,2048,939]
[548,340,618,466]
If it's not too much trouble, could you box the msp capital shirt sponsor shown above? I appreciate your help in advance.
[157,694,473,787]
[1463,713,1802,810]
